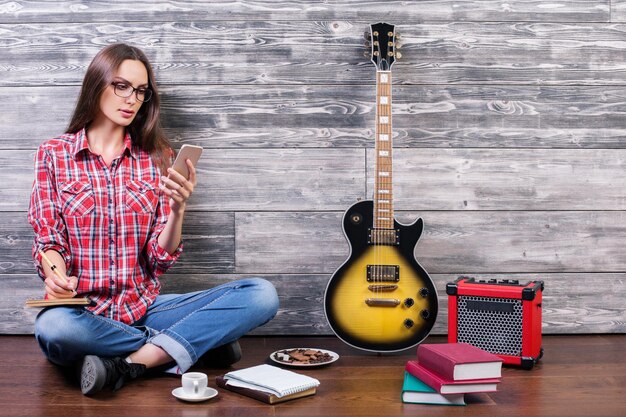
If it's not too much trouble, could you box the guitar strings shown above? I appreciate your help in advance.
[374,69,392,293]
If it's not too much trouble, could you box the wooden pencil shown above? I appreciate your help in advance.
[38,250,76,295]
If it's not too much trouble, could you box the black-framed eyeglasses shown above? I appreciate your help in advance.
[111,82,153,103]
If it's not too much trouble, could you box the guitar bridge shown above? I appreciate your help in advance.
[365,298,400,307]
[367,265,399,282]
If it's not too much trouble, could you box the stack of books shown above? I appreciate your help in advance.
[402,342,503,406]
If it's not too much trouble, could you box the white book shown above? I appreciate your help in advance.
[224,364,320,398]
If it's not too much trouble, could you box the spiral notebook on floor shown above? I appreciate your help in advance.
[217,364,320,404]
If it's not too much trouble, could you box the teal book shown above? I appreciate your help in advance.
[401,371,465,406]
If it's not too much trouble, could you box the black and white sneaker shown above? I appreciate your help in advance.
[80,355,146,395]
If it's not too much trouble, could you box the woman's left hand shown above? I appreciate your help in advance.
[159,159,197,215]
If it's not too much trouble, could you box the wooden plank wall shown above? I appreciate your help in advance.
[1,1,626,336]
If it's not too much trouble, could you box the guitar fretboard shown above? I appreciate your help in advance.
[373,71,393,230]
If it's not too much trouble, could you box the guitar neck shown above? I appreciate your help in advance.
[373,70,394,230]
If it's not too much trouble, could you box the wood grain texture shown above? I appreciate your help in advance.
[0,1,610,23]
[2,0,626,337]
[4,148,365,211]
[5,85,626,149]
[7,210,626,275]
[4,21,626,86]
[11,147,626,211]
[0,211,234,274]
[0,335,625,417]
[235,211,626,274]
[5,273,625,334]
[612,0,626,22]
[369,148,626,210]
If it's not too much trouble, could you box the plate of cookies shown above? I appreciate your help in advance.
[270,348,339,367]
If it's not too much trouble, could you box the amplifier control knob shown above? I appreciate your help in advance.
[419,288,429,298]
[420,309,430,319]
[403,298,414,307]
[403,318,414,328]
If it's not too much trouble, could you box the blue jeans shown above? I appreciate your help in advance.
[34,278,279,373]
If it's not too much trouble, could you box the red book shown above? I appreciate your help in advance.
[405,360,500,394]
[417,343,502,381]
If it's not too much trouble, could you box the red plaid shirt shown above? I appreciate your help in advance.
[28,129,182,324]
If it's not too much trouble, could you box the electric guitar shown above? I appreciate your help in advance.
[324,23,438,352]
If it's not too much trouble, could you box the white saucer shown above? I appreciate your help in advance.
[172,386,218,402]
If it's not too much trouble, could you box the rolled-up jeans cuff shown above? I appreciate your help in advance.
[149,331,196,373]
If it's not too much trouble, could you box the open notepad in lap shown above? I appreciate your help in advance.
[223,364,320,398]
[25,297,92,307]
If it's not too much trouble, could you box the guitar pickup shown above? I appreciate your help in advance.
[368,228,400,246]
[367,265,399,282]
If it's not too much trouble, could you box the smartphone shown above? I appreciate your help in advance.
[171,144,203,179]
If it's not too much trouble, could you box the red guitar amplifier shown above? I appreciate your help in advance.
[446,276,544,369]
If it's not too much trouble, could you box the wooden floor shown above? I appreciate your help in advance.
[0,334,624,417]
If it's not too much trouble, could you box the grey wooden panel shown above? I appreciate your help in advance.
[0,21,370,86]
[401,22,626,85]
[0,1,609,24]
[613,0,626,22]
[0,274,41,334]
[10,147,626,212]
[165,126,626,150]
[12,207,626,278]
[0,211,234,274]
[5,148,365,211]
[236,212,346,274]
[6,85,626,150]
[3,21,626,86]
[188,148,365,211]
[235,211,626,274]
[0,87,77,148]
[164,127,373,149]
[412,211,626,274]
[166,211,235,274]
[0,211,35,275]
[0,151,35,211]
[5,273,624,335]
[367,148,626,211]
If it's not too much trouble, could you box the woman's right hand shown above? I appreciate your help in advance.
[44,274,78,299]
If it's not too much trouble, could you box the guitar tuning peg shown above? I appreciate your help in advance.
[396,51,402,59]
[396,33,402,40]
[364,31,372,40]
[363,50,370,58]
[365,41,371,48]
[395,42,402,50]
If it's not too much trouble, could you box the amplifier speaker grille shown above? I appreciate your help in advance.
[456,295,523,356]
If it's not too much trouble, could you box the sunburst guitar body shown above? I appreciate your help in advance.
[324,23,438,353]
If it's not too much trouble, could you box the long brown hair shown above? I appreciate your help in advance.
[67,43,171,173]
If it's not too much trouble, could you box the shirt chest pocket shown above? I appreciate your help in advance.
[125,180,158,214]
[60,180,95,216]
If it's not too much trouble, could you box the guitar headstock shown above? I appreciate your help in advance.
[367,22,399,71]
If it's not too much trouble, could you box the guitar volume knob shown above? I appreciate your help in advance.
[419,288,429,298]
[403,298,414,307]
[349,213,363,225]
[403,318,414,328]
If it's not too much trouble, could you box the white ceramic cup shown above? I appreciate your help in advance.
[181,372,208,397]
